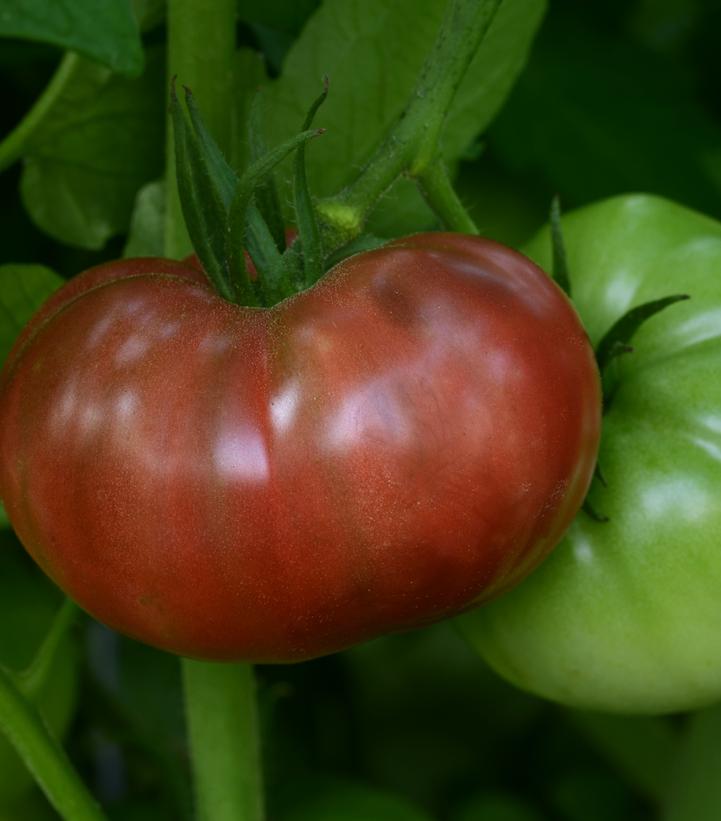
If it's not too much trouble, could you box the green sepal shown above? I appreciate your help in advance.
[595,294,690,373]
[170,82,238,302]
[582,462,609,522]
[184,89,287,302]
[280,240,305,295]
[227,128,324,300]
[183,87,236,208]
[294,77,329,287]
[245,204,286,302]
[248,93,286,252]
[549,196,571,296]
[583,498,609,524]
[171,82,320,306]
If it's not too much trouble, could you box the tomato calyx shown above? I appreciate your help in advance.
[550,200,690,522]
[582,463,610,523]
[594,293,690,404]
[170,79,325,308]
[550,200,689,404]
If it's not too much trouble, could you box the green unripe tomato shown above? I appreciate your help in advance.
[460,194,721,714]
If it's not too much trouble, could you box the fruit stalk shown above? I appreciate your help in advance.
[316,0,500,247]
[0,666,105,821]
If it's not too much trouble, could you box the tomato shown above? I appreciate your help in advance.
[0,234,599,662]
[459,195,721,714]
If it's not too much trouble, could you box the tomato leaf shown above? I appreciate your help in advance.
[0,264,63,367]
[264,0,545,235]
[20,48,165,250]
[123,179,166,258]
[488,12,721,219]
[0,0,143,77]
[133,0,167,33]
[236,0,320,34]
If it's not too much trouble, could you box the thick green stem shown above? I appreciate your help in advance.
[165,0,237,259]
[183,662,264,821]
[316,0,501,248]
[166,4,265,819]
[417,163,478,234]
[0,667,105,821]
[0,53,80,173]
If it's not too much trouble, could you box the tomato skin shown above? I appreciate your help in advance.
[0,233,600,662]
[459,196,721,714]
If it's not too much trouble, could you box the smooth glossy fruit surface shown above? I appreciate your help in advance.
[460,196,721,714]
[0,234,600,662]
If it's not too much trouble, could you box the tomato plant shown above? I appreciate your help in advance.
[460,194,721,714]
[2,0,721,819]
[0,540,78,808]
[0,235,599,661]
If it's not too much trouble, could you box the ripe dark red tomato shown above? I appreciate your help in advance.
[0,234,600,662]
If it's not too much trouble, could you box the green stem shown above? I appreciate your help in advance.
[182,662,263,821]
[18,598,78,698]
[0,667,105,821]
[165,0,237,259]
[316,0,501,249]
[166,4,265,819]
[417,163,478,233]
[0,53,80,173]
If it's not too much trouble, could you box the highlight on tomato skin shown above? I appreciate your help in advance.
[0,233,601,663]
